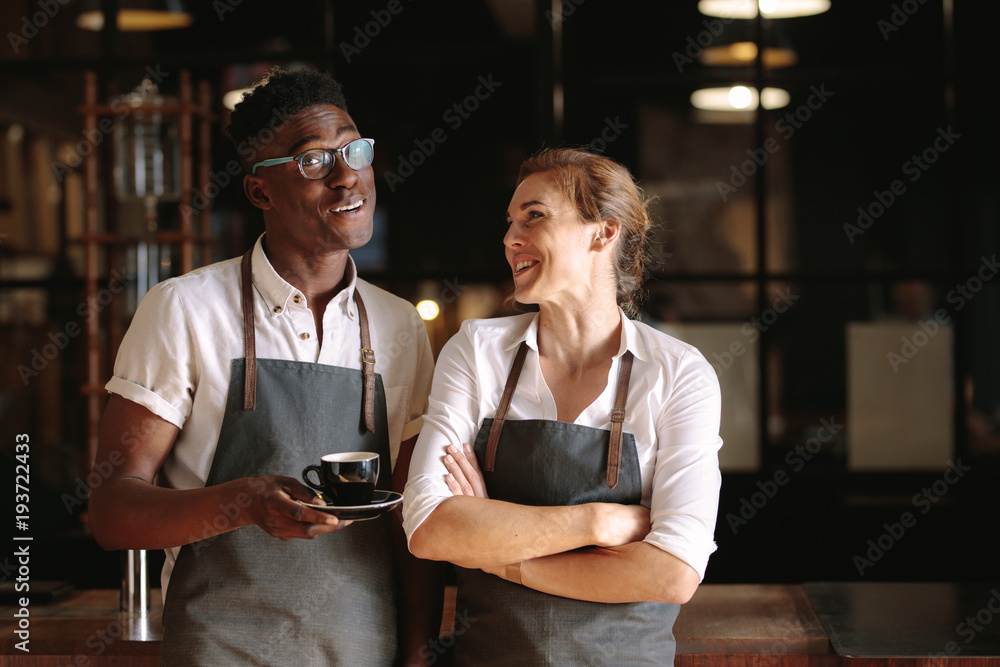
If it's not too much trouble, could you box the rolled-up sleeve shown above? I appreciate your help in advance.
[401,311,436,442]
[643,350,723,581]
[105,281,197,429]
[402,322,482,543]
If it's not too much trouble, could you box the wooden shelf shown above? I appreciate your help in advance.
[73,232,208,246]
[78,69,214,468]
[77,103,215,120]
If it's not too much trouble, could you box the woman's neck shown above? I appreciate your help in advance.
[536,297,623,374]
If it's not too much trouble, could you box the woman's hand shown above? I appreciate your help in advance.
[592,503,651,547]
[481,563,506,579]
[443,444,489,499]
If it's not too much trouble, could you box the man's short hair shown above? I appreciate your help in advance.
[226,67,350,166]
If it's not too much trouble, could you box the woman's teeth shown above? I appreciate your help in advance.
[515,260,537,272]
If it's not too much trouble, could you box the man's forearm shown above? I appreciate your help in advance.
[90,477,257,551]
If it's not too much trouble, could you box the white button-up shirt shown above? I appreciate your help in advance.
[108,235,434,590]
[403,311,722,579]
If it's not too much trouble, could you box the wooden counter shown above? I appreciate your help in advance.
[2,584,998,665]
[0,588,162,667]
[805,582,1000,664]
[674,584,834,663]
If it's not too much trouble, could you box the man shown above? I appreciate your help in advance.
[89,68,440,665]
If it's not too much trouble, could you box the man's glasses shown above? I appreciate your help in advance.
[251,138,375,179]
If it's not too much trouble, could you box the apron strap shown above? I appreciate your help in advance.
[240,250,257,411]
[355,290,377,434]
[485,341,529,471]
[607,351,634,489]
[239,247,375,433]
[484,341,635,488]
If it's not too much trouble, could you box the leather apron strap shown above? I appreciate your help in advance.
[484,340,635,489]
[484,342,528,471]
[607,351,634,489]
[240,250,256,411]
[355,289,377,434]
[240,248,377,432]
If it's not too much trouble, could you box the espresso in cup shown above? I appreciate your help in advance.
[302,452,379,506]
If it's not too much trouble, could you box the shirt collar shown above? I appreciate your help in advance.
[250,234,359,317]
[502,306,650,363]
[618,309,651,363]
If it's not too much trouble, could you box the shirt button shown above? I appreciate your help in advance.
[273,306,283,314]
[300,332,310,340]
[293,295,303,304]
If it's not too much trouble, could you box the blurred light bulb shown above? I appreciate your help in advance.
[223,87,253,111]
[729,86,753,109]
[698,0,829,18]
[691,86,790,112]
[416,300,440,321]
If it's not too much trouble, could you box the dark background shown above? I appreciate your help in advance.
[0,0,997,589]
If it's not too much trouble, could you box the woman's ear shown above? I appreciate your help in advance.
[595,218,622,249]
[243,175,272,210]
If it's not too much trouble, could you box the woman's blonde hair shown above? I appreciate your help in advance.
[516,148,656,317]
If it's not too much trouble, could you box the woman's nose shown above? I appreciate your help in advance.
[503,223,522,248]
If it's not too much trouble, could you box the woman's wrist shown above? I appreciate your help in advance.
[587,503,611,546]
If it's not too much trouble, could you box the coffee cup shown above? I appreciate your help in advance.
[302,452,379,506]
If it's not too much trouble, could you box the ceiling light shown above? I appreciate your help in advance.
[699,42,799,68]
[77,0,193,31]
[698,0,831,19]
[691,86,791,111]
[729,86,753,109]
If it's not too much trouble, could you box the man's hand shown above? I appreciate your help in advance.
[443,443,489,498]
[242,475,352,540]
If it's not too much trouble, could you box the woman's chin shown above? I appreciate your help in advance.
[513,288,539,306]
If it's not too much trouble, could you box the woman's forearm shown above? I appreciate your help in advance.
[514,541,701,604]
[408,496,648,568]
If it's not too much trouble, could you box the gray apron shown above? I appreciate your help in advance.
[454,342,680,666]
[160,250,397,666]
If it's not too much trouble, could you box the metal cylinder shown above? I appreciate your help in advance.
[120,548,149,616]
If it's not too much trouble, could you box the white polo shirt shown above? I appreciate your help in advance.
[107,235,434,590]
[403,311,722,580]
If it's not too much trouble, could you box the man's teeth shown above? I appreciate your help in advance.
[515,261,537,272]
[335,201,362,212]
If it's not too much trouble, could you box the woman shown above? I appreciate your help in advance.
[403,148,722,665]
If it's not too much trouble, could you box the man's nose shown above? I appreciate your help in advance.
[324,158,360,187]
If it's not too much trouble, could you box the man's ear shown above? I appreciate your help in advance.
[243,175,272,210]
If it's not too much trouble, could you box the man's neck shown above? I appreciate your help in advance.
[261,236,354,349]
[261,235,352,305]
